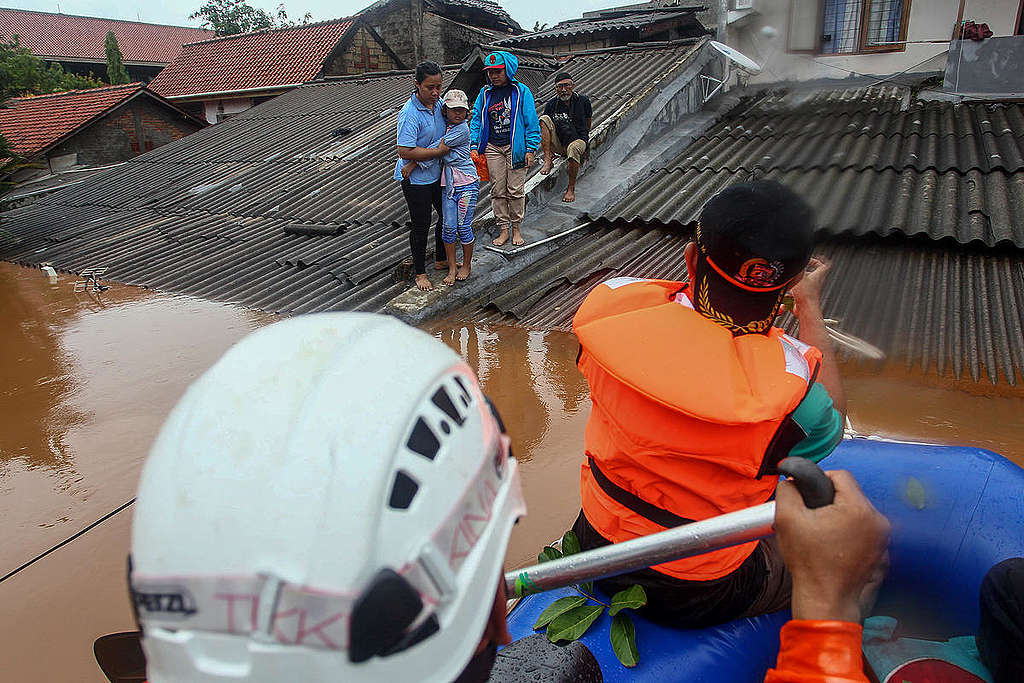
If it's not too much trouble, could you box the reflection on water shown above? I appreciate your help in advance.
[430,322,591,570]
[0,262,274,682]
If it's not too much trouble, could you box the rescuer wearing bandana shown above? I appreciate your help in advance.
[569,180,847,628]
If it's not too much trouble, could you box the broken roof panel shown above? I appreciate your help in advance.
[0,8,213,64]
[148,19,355,99]
[599,85,1024,248]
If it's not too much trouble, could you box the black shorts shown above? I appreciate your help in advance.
[572,511,791,629]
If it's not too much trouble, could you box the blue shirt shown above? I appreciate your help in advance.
[394,92,445,185]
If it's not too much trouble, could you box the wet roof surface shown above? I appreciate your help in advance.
[466,85,1024,385]
[601,86,1024,248]
[0,43,700,316]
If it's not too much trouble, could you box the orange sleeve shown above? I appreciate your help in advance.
[764,620,868,683]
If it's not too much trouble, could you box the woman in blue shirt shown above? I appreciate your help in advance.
[395,61,450,291]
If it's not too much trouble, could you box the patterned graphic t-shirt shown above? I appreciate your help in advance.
[486,84,515,147]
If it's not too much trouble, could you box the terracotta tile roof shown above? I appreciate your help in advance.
[148,19,355,99]
[0,83,144,157]
[0,8,213,64]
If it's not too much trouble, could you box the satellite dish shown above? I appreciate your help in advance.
[709,40,762,75]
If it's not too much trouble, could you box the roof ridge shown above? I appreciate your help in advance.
[0,7,214,31]
[182,16,354,47]
[10,82,143,101]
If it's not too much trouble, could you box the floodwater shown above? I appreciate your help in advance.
[2,260,1023,681]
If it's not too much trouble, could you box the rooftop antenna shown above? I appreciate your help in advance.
[701,41,762,103]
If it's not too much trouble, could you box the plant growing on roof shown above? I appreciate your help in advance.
[531,530,647,667]
[104,32,130,85]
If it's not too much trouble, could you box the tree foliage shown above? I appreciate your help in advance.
[190,0,312,36]
[104,31,130,85]
[0,37,102,101]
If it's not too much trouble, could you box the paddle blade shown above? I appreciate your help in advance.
[94,632,146,683]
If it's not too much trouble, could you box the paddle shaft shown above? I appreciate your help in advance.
[505,502,776,597]
[505,457,834,597]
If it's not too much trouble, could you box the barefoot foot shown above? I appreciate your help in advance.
[562,188,576,203]
[456,264,471,281]
[512,229,525,246]
[540,160,553,175]
[443,268,457,286]
[492,229,510,246]
[414,273,433,291]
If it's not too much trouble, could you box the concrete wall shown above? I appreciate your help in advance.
[46,96,202,167]
[722,0,1020,83]
[365,0,504,66]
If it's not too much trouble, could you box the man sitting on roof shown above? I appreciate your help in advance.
[539,71,592,203]
[569,180,848,629]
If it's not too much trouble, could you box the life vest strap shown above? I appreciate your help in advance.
[587,457,695,529]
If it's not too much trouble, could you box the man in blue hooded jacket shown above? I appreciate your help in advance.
[470,51,541,247]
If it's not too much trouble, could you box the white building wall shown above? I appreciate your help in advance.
[201,97,254,125]
[723,0,1020,83]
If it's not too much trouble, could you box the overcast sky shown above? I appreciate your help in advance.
[8,0,611,32]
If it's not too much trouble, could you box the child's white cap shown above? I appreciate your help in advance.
[443,89,470,110]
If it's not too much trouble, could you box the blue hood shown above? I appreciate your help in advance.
[489,50,519,80]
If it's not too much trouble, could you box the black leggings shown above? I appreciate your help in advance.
[401,179,445,275]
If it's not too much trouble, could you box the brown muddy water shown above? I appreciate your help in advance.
[2,261,1023,681]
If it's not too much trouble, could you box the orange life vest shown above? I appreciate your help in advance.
[573,277,822,581]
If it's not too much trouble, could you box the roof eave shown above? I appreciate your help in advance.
[164,84,304,101]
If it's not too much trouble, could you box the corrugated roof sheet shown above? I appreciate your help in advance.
[600,85,1024,248]
[148,19,354,98]
[466,226,1024,386]
[0,43,701,315]
[0,8,213,63]
[497,6,705,46]
[0,83,145,157]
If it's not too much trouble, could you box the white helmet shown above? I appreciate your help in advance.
[130,313,525,682]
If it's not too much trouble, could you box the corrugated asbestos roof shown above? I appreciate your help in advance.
[148,19,355,99]
[496,5,705,46]
[0,43,701,316]
[462,83,1024,386]
[601,86,1024,248]
[0,8,213,63]
[466,226,1024,386]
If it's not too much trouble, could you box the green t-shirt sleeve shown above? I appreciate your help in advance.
[788,382,843,463]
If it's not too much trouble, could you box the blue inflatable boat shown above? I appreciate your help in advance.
[501,439,1024,682]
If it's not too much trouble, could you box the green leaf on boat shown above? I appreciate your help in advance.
[610,613,639,667]
[905,477,927,510]
[546,605,604,643]
[539,546,562,563]
[608,584,647,616]
[561,529,581,556]
[532,596,587,630]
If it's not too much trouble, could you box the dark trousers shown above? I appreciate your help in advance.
[978,558,1024,683]
[401,179,445,275]
[572,510,781,629]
